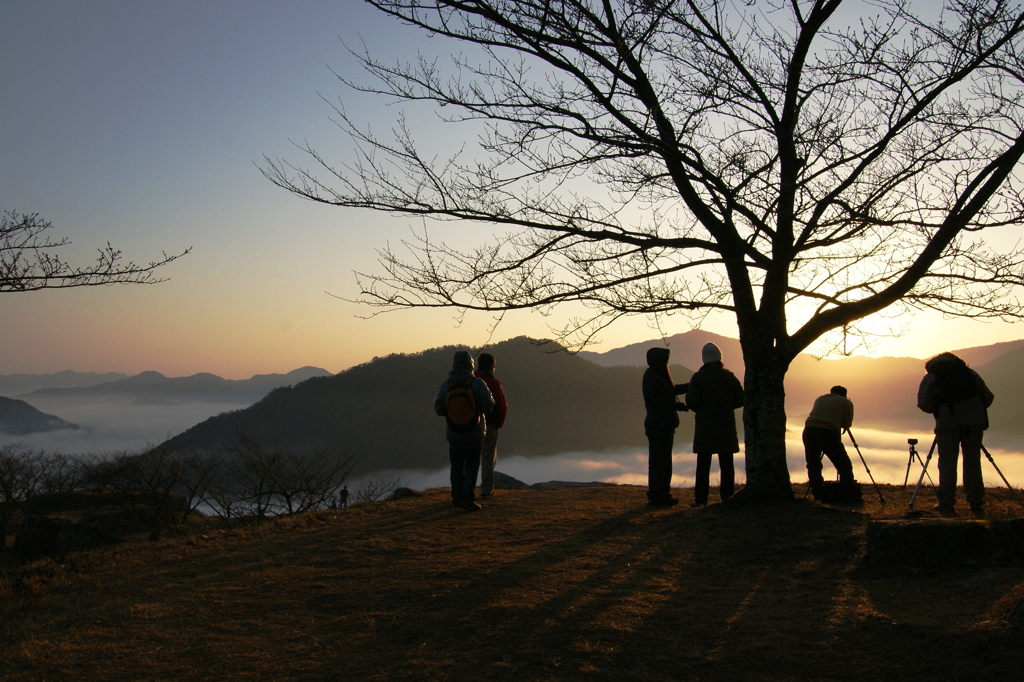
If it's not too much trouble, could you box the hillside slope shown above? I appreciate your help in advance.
[158,334,1024,475]
[0,397,79,435]
[161,337,695,474]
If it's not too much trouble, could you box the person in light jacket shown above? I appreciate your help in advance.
[803,385,856,501]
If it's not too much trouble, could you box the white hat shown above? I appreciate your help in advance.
[701,342,722,365]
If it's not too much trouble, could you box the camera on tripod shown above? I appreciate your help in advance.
[908,438,918,446]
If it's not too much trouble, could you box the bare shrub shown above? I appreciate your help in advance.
[202,435,356,521]
[354,475,403,504]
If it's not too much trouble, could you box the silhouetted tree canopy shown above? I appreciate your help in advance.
[264,1,1024,500]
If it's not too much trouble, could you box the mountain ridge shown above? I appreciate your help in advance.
[7,334,1023,455]
[0,396,79,436]
[9,366,331,406]
[156,334,1024,478]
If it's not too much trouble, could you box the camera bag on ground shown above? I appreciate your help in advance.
[816,480,863,504]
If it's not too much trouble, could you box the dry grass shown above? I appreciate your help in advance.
[2,483,1023,681]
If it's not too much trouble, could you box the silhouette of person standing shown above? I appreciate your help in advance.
[474,352,507,498]
[917,352,994,516]
[434,350,495,511]
[686,342,744,507]
[642,347,688,506]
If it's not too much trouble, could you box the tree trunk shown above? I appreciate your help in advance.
[740,349,795,502]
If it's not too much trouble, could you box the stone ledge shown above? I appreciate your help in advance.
[866,517,1024,570]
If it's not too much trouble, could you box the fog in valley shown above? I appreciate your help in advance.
[351,424,1024,495]
[6,398,1024,497]
[0,398,252,455]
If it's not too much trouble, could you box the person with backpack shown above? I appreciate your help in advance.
[642,347,689,506]
[686,342,745,507]
[474,352,507,498]
[803,386,858,502]
[435,350,495,511]
[917,352,995,516]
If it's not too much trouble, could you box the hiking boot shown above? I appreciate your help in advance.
[462,500,482,511]
[690,501,707,508]
[648,497,679,507]
[970,505,986,518]
[933,504,956,517]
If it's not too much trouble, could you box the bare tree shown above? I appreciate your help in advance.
[207,435,357,520]
[264,1,1024,500]
[0,445,35,550]
[117,446,219,539]
[1,210,188,292]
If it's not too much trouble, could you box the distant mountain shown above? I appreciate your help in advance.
[19,367,331,406]
[579,329,1024,373]
[580,330,744,372]
[947,339,1024,367]
[582,330,1024,441]
[0,397,79,436]
[0,370,129,397]
[159,337,697,476]
[973,344,1024,434]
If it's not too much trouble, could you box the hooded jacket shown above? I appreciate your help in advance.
[642,347,686,432]
[434,350,496,442]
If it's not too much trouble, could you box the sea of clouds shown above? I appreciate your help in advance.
[4,401,1022,494]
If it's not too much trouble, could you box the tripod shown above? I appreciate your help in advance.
[908,438,1021,509]
[903,438,934,489]
[908,437,937,509]
[846,429,885,503]
[981,443,1024,503]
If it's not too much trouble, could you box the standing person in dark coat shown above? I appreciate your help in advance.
[803,386,856,501]
[917,352,994,516]
[686,342,745,507]
[642,347,689,507]
[434,350,495,511]
[474,352,508,498]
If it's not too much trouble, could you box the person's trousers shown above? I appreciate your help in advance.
[479,428,500,496]
[646,429,675,502]
[936,426,985,509]
[802,426,855,488]
[449,439,482,504]
[694,452,735,504]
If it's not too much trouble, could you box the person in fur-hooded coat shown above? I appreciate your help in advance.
[642,347,688,506]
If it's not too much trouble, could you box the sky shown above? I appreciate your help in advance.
[3,0,1024,380]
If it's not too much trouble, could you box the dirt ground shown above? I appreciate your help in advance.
[2,483,1023,681]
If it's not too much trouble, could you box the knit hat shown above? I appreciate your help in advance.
[830,385,848,397]
[701,342,722,365]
